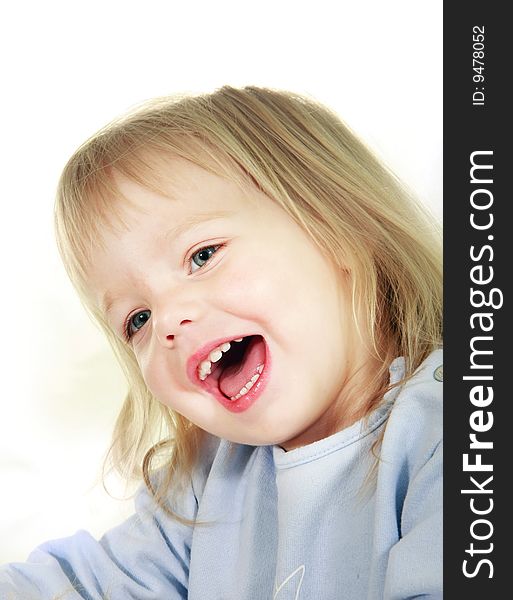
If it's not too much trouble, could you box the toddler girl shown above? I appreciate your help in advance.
[0,86,442,599]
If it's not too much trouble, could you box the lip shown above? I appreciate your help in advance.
[186,334,270,413]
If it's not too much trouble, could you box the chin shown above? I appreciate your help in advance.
[243,421,310,449]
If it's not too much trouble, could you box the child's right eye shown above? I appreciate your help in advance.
[124,309,151,341]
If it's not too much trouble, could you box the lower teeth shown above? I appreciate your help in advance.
[229,364,264,401]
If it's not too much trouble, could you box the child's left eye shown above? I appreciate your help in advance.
[190,245,221,272]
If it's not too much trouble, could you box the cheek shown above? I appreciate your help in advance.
[215,235,344,329]
[133,343,177,401]
[134,349,160,397]
[214,254,298,324]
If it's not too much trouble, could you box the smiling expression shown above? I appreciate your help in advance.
[87,158,379,450]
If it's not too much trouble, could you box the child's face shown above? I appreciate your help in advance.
[88,158,377,449]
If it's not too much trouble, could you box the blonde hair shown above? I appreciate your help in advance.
[55,85,442,515]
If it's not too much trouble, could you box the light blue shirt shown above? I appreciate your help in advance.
[0,350,443,599]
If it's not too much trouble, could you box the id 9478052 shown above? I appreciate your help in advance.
[472,25,485,106]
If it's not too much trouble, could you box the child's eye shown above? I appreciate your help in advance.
[190,245,221,272]
[124,309,151,341]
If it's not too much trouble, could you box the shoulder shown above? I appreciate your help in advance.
[382,349,443,475]
[380,351,443,597]
[392,348,443,413]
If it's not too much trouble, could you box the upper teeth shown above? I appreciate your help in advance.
[198,339,243,380]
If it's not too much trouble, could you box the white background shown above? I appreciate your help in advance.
[0,0,442,561]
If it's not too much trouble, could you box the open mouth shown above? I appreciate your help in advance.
[192,335,267,405]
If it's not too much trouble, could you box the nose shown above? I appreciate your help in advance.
[151,297,197,347]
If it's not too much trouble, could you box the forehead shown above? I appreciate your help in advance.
[86,158,293,311]
[110,156,259,220]
[88,156,271,273]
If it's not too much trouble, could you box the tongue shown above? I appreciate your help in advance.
[218,337,265,398]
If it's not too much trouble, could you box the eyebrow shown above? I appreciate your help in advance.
[164,210,233,241]
[101,210,233,315]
